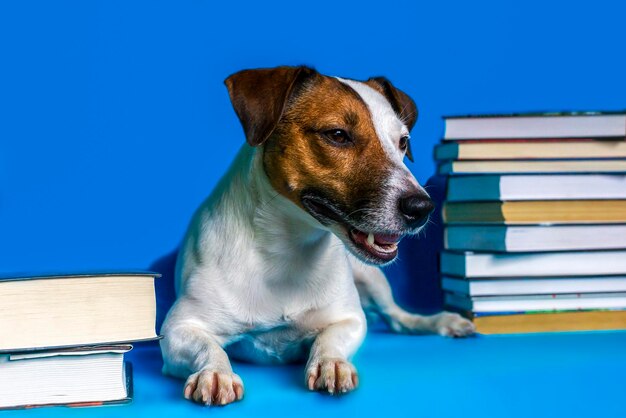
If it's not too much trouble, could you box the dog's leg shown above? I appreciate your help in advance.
[305,317,365,395]
[160,308,244,406]
[350,256,475,337]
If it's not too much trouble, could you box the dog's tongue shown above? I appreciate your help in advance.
[352,230,402,246]
[373,233,402,245]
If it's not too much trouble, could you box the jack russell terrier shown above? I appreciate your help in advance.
[160,66,475,406]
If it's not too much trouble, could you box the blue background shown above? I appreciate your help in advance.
[2,0,625,278]
[1,1,626,417]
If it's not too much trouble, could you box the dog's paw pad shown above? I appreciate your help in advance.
[434,312,476,338]
[184,370,244,406]
[306,358,358,395]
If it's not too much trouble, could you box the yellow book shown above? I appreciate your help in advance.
[459,310,626,335]
[443,200,626,224]
[435,140,626,160]
[438,159,626,175]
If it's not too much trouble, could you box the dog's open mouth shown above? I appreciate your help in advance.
[301,193,403,264]
[348,229,401,263]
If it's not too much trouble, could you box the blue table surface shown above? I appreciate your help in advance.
[5,331,625,418]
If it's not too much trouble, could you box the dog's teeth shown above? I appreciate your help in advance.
[367,233,375,246]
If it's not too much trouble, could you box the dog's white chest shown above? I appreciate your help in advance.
[216,245,355,364]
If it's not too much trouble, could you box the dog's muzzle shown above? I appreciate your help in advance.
[301,191,431,265]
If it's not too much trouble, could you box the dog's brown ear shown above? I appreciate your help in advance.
[225,66,315,146]
[366,77,417,161]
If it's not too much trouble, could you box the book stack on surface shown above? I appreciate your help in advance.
[436,112,626,334]
[0,272,158,409]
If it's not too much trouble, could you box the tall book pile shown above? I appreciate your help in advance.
[0,272,158,409]
[436,113,626,334]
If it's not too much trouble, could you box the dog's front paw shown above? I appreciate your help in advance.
[433,312,476,337]
[183,369,244,406]
[306,358,358,395]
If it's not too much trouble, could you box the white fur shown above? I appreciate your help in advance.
[165,146,364,363]
[336,78,407,162]
[336,78,422,196]
[160,83,475,406]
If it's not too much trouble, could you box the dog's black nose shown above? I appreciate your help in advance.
[398,194,435,226]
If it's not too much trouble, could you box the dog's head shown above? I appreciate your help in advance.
[225,66,433,266]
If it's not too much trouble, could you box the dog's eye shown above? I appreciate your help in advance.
[324,129,352,145]
[399,135,410,151]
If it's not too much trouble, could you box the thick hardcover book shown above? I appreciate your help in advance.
[438,159,626,175]
[446,174,626,201]
[441,250,626,278]
[442,200,626,224]
[434,139,626,161]
[0,271,159,352]
[0,346,133,410]
[443,112,626,140]
[450,309,626,335]
[444,224,626,252]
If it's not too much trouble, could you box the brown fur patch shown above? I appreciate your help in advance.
[262,75,394,214]
[225,66,316,146]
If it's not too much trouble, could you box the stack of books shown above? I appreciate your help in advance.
[436,112,626,334]
[0,272,158,409]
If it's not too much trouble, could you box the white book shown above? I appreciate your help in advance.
[445,292,626,313]
[0,346,132,409]
[444,113,626,140]
[446,174,626,202]
[444,225,626,252]
[442,275,626,296]
[441,250,626,278]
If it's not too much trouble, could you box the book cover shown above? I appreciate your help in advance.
[443,112,626,140]
[441,250,626,278]
[446,174,626,201]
